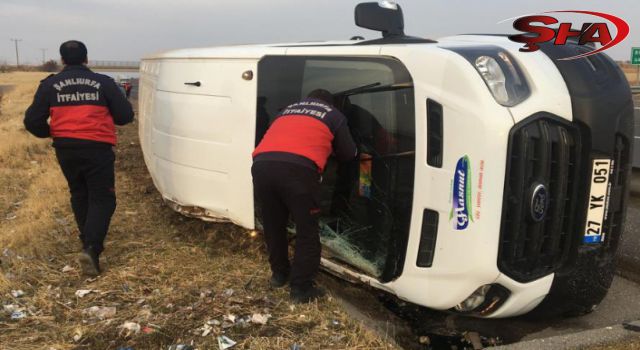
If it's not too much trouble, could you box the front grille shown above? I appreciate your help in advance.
[498,115,582,282]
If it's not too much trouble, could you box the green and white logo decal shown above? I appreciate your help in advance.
[450,155,474,230]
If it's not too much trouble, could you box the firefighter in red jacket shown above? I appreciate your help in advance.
[252,89,357,303]
[24,40,134,276]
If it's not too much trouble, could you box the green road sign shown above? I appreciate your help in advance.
[632,47,640,65]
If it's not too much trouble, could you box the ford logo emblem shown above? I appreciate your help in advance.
[530,184,549,222]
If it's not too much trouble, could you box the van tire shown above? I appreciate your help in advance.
[529,248,616,318]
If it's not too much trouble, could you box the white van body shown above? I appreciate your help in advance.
[139,33,632,318]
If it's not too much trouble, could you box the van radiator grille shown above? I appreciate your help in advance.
[498,116,582,282]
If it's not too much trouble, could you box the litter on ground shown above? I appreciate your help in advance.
[10,310,26,320]
[168,345,194,350]
[10,290,25,298]
[217,335,236,349]
[75,289,97,298]
[251,313,271,325]
[119,322,141,336]
[83,306,117,320]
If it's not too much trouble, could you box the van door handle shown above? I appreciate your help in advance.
[184,81,201,87]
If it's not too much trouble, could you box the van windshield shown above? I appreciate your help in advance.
[257,56,416,282]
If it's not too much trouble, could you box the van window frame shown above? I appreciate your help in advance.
[256,54,416,282]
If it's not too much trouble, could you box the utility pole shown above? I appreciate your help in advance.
[39,48,47,64]
[10,38,22,67]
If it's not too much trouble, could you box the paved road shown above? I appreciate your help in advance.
[619,105,640,279]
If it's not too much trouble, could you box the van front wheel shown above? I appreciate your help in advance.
[530,248,616,318]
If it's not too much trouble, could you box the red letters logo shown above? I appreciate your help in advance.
[509,11,629,60]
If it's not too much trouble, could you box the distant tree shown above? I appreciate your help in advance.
[40,60,60,72]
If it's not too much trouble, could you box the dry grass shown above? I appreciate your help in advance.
[621,64,640,85]
[0,72,398,350]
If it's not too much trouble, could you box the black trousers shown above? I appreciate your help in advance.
[55,147,116,255]
[252,161,321,290]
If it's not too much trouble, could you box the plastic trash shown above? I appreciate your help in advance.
[83,306,117,320]
[3,304,20,313]
[251,313,271,325]
[202,323,213,337]
[119,322,141,336]
[168,345,194,350]
[217,335,236,349]
[291,344,302,350]
[75,289,96,298]
[10,310,26,320]
[10,290,25,298]
[62,265,75,273]
[207,319,221,326]
[223,288,234,297]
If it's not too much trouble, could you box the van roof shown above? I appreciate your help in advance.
[142,36,440,60]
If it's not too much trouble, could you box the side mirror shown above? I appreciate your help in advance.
[355,1,405,37]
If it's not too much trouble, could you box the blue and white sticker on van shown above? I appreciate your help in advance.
[450,155,474,230]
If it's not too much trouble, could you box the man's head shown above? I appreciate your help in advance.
[59,40,88,65]
[307,89,334,106]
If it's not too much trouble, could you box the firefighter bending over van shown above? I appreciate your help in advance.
[252,89,357,303]
[24,40,134,276]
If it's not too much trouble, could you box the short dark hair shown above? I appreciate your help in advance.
[59,40,88,65]
[307,89,334,105]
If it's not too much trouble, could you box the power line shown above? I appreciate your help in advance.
[10,38,22,67]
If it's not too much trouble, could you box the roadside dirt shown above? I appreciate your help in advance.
[0,72,398,350]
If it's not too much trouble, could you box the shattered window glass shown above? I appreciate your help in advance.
[257,56,415,281]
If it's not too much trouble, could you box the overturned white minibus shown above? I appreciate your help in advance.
[138,2,634,318]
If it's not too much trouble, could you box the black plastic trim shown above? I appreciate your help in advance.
[426,99,443,168]
[416,209,439,267]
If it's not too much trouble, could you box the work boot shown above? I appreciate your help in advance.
[290,284,326,303]
[270,271,290,288]
[78,248,101,277]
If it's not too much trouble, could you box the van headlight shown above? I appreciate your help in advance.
[445,46,531,107]
[475,56,508,105]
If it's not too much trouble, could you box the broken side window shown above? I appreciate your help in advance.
[257,56,415,282]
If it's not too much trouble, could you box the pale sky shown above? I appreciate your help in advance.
[0,0,638,64]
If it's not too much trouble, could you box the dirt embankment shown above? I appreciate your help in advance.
[0,72,398,350]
